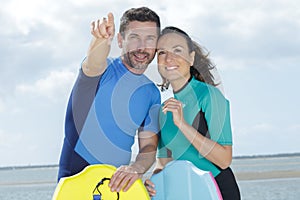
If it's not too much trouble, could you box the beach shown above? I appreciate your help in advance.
[0,154,300,200]
[236,170,300,181]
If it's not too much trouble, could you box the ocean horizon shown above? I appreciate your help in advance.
[0,152,300,170]
[1,152,299,169]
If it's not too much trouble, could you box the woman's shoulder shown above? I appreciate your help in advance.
[191,78,228,104]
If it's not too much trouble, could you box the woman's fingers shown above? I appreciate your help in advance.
[144,179,156,197]
[162,98,183,114]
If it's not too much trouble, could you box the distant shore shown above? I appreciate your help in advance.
[233,152,300,159]
[1,152,300,170]
[0,164,58,171]
[1,152,300,182]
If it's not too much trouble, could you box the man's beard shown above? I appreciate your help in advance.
[123,50,154,71]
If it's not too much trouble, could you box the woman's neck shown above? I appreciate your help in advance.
[171,75,192,93]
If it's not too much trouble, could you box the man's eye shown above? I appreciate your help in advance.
[129,35,138,40]
[130,36,136,39]
[158,51,166,55]
[147,36,156,41]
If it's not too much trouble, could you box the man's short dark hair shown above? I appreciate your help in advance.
[119,7,161,37]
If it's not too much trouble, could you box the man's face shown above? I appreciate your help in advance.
[118,21,158,74]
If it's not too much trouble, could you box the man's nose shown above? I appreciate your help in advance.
[137,39,146,50]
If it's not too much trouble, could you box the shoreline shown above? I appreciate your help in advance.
[235,170,300,181]
[233,152,300,159]
[1,170,300,186]
[1,152,300,170]
[1,153,299,185]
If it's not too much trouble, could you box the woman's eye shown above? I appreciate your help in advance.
[174,48,182,54]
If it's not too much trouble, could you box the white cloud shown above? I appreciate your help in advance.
[16,70,76,102]
[0,130,23,149]
[288,124,300,133]
[181,0,300,72]
[3,0,58,35]
[252,123,275,132]
[0,99,4,113]
[0,0,299,166]
[233,121,300,156]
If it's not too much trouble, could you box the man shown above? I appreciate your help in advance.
[58,7,161,192]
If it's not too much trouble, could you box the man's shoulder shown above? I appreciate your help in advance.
[106,57,122,69]
[141,75,160,92]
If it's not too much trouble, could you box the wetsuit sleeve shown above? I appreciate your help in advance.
[157,137,172,158]
[139,87,161,134]
[202,87,233,145]
[69,68,102,134]
[58,67,101,180]
[157,138,167,158]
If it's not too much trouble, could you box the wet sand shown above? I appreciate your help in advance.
[235,170,300,181]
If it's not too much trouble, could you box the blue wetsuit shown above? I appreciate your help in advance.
[58,57,161,180]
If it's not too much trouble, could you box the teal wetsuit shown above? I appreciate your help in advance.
[158,77,240,199]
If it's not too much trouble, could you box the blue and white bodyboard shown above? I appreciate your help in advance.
[150,160,222,200]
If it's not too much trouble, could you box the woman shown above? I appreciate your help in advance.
[145,26,240,199]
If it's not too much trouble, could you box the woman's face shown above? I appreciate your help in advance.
[157,33,195,83]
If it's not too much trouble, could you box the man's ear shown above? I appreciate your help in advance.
[117,33,123,48]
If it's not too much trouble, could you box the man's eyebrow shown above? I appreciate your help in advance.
[147,35,157,39]
[157,47,165,50]
[128,33,139,36]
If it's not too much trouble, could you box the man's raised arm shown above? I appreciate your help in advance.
[82,13,115,77]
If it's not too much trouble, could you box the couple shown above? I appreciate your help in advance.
[58,7,240,199]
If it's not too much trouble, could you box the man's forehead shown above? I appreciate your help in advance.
[125,21,158,34]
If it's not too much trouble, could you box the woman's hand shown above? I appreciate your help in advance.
[144,179,156,197]
[162,97,186,128]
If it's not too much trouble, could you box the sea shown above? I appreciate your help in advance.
[0,154,299,200]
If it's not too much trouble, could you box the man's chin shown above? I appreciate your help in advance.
[130,65,148,74]
[122,55,153,73]
[129,60,149,70]
[134,63,149,70]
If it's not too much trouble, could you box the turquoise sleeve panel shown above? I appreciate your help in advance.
[157,138,169,158]
[202,85,233,145]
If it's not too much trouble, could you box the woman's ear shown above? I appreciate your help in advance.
[190,51,195,66]
[117,33,123,48]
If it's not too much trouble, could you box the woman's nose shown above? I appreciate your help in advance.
[165,52,175,63]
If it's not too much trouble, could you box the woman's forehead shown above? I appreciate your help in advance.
[158,33,188,48]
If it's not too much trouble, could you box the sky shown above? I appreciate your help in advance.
[0,0,299,167]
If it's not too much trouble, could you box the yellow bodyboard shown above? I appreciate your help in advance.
[52,164,150,200]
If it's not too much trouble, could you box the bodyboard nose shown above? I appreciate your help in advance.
[52,164,150,200]
[150,160,222,200]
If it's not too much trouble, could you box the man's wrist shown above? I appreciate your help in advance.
[130,163,146,175]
